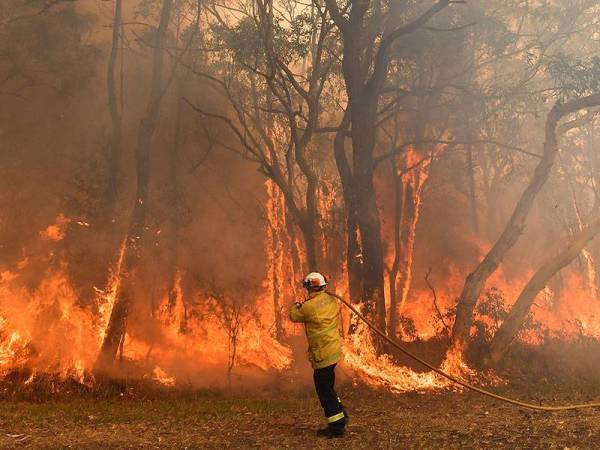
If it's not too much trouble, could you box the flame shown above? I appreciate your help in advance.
[0,331,27,376]
[95,239,127,344]
[344,314,451,392]
[39,214,70,241]
[0,214,292,387]
[0,266,100,379]
[151,366,175,386]
[149,277,293,378]
[3,183,600,395]
[440,345,476,379]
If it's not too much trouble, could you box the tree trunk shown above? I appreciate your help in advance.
[71,0,123,308]
[451,93,600,355]
[95,0,173,372]
[396,176,419,313]
[333,111,363,301]
[105,0,122,210]
[264,179,286,341]
[353,165,387,331]
[466,143,479,235]
[486,216,600,365]
[333,98,386,333]
[167,84,184,313]
[388,150,430,338]
[326,0,450,334]
[388,157,403,338]
[300,210,320,271]
[346,211,364,302]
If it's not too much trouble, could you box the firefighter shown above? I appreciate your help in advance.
[290,272,348,438]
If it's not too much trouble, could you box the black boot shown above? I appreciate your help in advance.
[316,420,345,438]
[316,427,331,437]
[328,424,345,438]
[316,427,345,438]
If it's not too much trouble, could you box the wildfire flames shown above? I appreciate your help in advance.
[344,318,453,392]
[2,200,600,392]
[0,215,292,387]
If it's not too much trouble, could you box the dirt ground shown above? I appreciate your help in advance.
[1,383,600,449]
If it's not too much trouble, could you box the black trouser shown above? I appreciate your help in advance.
[313,363,345,430]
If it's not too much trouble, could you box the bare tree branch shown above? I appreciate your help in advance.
[557,107,600,135]
[375,139,542,166]
[425,268,450,335]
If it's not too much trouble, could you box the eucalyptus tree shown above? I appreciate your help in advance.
[485,54,600,365]
[96,0,176,370]
[323,0,457,332]
[450,0,600,356]
[187,0,338,272]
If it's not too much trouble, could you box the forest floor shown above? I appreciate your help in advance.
[1,381,600,449]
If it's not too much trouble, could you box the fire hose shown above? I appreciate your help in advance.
[328,291,600,412]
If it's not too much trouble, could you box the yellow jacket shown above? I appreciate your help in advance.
[290,290,342,369]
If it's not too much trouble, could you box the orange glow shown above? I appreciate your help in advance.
[39,214,70,241]
[343,313,452,392]
[2,196,600,393]
[0,214,292,386]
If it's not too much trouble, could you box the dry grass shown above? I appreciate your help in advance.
[1,381,600,449]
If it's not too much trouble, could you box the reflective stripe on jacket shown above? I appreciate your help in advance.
[289,291,342,369]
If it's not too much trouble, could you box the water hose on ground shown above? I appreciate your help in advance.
[328,291,600,412]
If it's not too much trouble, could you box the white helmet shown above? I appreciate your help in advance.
[303,272,328,289]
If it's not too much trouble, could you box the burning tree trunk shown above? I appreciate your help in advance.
[265,180,286,341]
[353,118,388,330]
[72,0,124,307]
[388,150,430,338]
[325,0,451,332]
[486,216,600,366]
[95,0,173,372]
[388,157,403,338]
[451,93,600,355]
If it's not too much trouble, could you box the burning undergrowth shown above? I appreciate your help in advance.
[0,216,292,391]
[3,210,600,397]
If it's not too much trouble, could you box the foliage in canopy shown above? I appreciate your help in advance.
[547,56,600,101]
[211,11,315,72]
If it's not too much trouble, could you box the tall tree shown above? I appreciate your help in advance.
[187,0,336,271]
[95,0,174,371]
[451,93,600,355]
[105,0,123,211]
[324,0,452,331]
[486,215,600,366]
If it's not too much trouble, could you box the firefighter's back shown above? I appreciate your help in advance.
[303,291,342,369]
